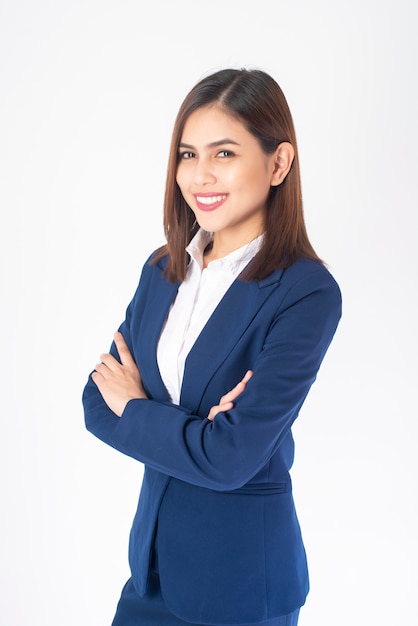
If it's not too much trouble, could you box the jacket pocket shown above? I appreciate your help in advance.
[219,481,289,495]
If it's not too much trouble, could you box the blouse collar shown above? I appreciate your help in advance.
[186,229,264,273]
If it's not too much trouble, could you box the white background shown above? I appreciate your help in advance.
[1,1,417,624]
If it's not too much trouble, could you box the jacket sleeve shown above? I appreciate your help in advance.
[82,258,154,447]
[83,265,342,491]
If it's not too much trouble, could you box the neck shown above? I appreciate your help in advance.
[203,229,263,266]
[203,233,262,268]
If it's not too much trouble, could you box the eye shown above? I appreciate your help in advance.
[178,151,196,160]
[217,149,234,158]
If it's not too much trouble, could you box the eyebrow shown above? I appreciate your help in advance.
[178,138,240,149]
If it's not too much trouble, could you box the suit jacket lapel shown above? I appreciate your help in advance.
[180,270,284,411]
[135,266,180,401]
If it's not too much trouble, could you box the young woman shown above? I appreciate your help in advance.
[83,68,342,626]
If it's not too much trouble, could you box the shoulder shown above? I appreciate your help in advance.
[125,251,175,320]
[144,249,169,269]
[264,258,342,318]
[261,258,340,293]
[137,250,170,281]
[283,258,340,293]
[131,250,179,300]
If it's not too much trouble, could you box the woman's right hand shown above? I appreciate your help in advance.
[207,370,253,421]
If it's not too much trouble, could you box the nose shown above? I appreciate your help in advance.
[194,157,216,186]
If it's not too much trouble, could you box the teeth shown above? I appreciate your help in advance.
[196,195,226,205]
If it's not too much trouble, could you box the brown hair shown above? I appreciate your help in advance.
[152,68,322,282]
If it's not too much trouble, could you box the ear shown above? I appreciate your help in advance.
[270,142,295,186]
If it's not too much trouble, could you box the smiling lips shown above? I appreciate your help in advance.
[194,193,228,211]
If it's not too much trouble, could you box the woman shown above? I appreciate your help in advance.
[83,68,342,626]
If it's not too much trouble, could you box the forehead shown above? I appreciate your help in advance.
[180,105,252,144]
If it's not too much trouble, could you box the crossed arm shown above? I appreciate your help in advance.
[92,331,253,420]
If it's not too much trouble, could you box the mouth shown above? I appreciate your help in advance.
[193,193,228,212]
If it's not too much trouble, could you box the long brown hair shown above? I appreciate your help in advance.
[152,68,322,282]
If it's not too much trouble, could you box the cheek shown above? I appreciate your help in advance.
[175,171,182,190]
[176,167,190,196]
[245,163,274,195]
[231,167,266,197]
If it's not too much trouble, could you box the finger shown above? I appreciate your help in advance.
[114,331,136,366]
[92,365,106,381]
[208,401,233,421]
[220,384,243,404]
[98,352,120,371]
[228,370,253,398]
[218,401,234,412]
[220,377,249,403]
[219,370,254,404]
[242,369,254,383]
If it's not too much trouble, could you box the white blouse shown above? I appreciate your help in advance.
[156,229,263,405]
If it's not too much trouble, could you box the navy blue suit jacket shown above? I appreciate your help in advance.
[83,253,341,624]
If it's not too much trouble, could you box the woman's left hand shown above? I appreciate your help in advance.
[92,331,147,417]
[207,370,253,421]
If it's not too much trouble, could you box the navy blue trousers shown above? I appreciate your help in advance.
[111,575,300,626]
